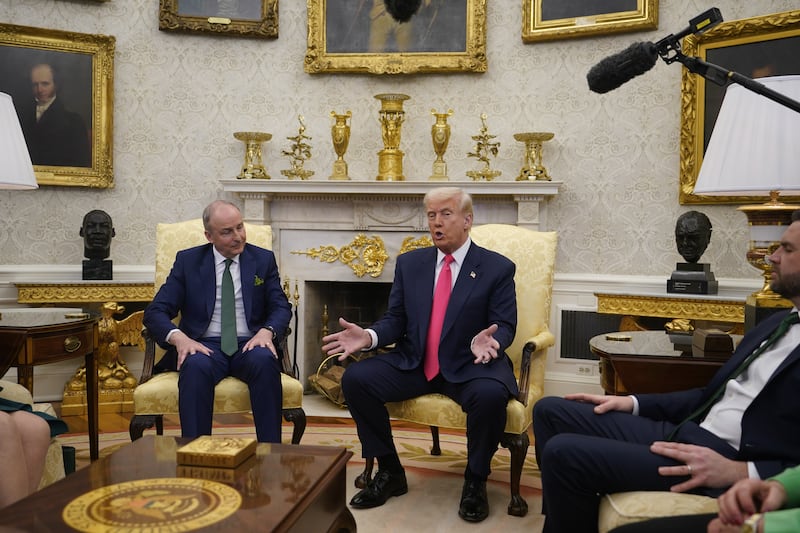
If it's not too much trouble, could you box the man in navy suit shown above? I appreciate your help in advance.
[143,200,291,443]
[534,210,800,533]
[322,187,518,522]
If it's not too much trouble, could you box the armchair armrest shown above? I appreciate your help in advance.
[516,329,555,405]
[139,327,157,385]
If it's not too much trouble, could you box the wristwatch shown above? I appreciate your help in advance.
[742,513,763,533]
[264,325,277,339]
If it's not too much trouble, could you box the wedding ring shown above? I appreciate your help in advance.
[482,359,489,364]
[687,464,693,475]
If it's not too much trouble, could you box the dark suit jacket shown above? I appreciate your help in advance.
[20,98,91,167]
[371,241,519,396]
[638,310,800,479]
[143,242,292,371]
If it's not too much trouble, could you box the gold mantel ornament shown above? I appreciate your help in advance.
[375,93,410,181]
[466,113,501,181]
[234,131,271,179]
[281,115,314,180]
[429,109,453,181]
[329,110,352,180]
[514,132,554,181]
[292,234,389,278]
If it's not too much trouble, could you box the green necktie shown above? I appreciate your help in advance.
[668,311,799,440]
[221,258,238,356]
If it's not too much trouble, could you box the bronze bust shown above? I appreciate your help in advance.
[80,209,114,279]
[675,211,712,264]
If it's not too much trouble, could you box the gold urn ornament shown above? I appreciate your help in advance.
[514,131,554,181]
[375,93,410,181]
[429,108,453,181]
[329,110,352,180]
[234,131,271,179]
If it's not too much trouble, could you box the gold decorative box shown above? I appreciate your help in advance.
[176,436,257,468]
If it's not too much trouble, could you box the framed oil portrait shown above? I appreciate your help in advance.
[305,0,487,75]
[522,0,657,43]
[679,9,800,205]
[0,23,114,188]
[158,0,278,39]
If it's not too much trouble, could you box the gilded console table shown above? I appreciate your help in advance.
[595,290,745,334]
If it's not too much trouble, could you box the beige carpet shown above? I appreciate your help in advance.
[60,422,544,532]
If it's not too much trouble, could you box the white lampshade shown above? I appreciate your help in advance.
[694,75,800,196]
[0,92,38,190]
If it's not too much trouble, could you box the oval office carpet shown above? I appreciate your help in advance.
[60,421,544,531]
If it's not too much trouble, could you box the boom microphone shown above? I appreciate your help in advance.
[586,41,658,94]
[384,0,422,22]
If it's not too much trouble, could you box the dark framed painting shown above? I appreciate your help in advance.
[158,0,278,39]
[305,0,486,74]
[679,9,800,205]
[0,23,114,188]
[522,0,657,42]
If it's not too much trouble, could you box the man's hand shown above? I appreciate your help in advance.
[650,441,749,492]
[170,330,212,370]
[243,327,277,358]
[471,324,500,364]
[715,477,787,527]
[563,393,634,414]
[321,318,371,361]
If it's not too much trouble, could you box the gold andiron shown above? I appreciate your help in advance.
[429,108,453,181]
[466,113,501,181]
[234,131,272,179]
[375,93,410,181]
[329,110,352,180]
[514,132,554,181]
[281,115,314,180]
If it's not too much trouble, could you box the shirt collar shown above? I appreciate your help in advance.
[436,237,471,266]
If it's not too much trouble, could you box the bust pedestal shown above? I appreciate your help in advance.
[667,263,718,295]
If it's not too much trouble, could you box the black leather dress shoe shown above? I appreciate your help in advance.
[349,469,408,509]
[458,479,489,522]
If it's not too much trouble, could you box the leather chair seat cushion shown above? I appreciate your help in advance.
[598,491,718,533]
[133,372,304,415]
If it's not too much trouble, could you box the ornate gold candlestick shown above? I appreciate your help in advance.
[514,132,554,181]
[429,108,453,181]
[329,110,352,180]
[281,115,314,180]
[466,113,501,181]
[234,131,271,179]
[375,93,410,181]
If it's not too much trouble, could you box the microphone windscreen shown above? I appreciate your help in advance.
[587,42,659,94]
[384,0,423,22]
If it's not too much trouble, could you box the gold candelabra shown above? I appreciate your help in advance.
[375,93,410,181]
[466,113,501,181]
[281,115,314,180]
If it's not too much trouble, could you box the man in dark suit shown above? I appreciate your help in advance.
[143,200,292,443]
[322,187,517,523]
[20,63,91,167]
[534,211,800,533]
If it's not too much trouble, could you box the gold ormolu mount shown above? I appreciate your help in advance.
[375,93,410,181]
[329,110,352,180]
[514,132,554,181]
[234,131,271,179]
[429,108,453,181]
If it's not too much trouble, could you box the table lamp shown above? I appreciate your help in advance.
[693,75,800,306]
[0,92,38,190]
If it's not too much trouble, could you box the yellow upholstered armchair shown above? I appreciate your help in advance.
[357,224,557,517]
[129,219,306,444]
[598,491,717,532]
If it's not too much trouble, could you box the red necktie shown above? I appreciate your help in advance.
[424,254,454,381]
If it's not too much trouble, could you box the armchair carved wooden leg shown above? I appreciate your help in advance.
[282,407,307,444]
[429,426,442,455]
[500,431,529,517]
[129,414,164,441]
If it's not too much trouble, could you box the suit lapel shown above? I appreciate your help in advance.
[200,245,217,318]
[441,243,480,338]
[416,248,437,349]
[239,246,254,322]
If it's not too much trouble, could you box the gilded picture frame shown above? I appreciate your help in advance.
[679,9,800,205]
[522,0,657,43]
[158,0,278,39]
[0,23,115,188]
[305,0,487,75]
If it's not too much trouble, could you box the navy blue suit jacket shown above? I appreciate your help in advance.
[143,242,291,371]
[638,310,800,479]
[371,242,519,396]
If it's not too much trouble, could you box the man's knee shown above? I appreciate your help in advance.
[341,360,370,393]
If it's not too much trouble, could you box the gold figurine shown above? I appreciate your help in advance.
[234,131,272,179]
[514,131,554,181]
[429,108,453,181]
[281,115,314,180]
[466,113,501,181]
[329,110,352,180]
[375,93,410,181]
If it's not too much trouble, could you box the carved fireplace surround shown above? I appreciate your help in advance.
[221,179,560,385]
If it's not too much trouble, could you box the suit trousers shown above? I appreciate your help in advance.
[533,396,738,533]
[178,337,283,443]
[341,356,510,479]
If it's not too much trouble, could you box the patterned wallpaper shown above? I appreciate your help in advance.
[0,0,795,278]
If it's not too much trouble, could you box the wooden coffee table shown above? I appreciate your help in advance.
[2,435,355,532]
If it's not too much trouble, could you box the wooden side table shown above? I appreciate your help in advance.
[0,308,100,460]
[589,331,740,395]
